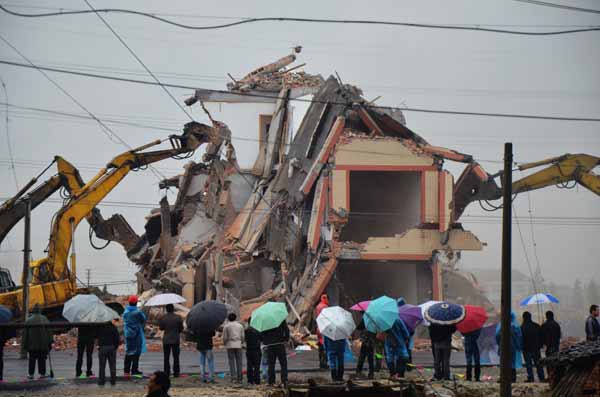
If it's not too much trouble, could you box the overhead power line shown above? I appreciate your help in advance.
[0,76,18,189]
[1,5,599,35]
[2,60,599,122]
[512,0,600,14]
[83,0,193,122]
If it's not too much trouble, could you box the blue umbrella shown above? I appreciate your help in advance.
[364,295,398,332]
[0,304,12,324]
[424,302,466,325]
[520,293,559,306]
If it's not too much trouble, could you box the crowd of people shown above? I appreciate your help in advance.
[0,298,598,390]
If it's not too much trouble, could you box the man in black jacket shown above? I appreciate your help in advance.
[355,319,375,379]
[585,304,600,341]
[76,326,96,378]
[97,318,120,386]
[541,311,561,356]
[521,311,545,382]
[245,318,262,385]
[260,319,289,386]
[429,324,455,380]
[158,304,183,378]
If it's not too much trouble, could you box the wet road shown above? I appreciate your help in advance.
[2,348,472,381]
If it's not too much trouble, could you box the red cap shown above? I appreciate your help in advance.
[128,295,138,305]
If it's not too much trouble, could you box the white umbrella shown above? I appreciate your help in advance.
[63,294,119,323]
[418,300,442,326]
[144,293,186,307]
[316,306,356,341]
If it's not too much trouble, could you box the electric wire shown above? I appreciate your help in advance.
[0,36,167,182]
[0,76,18,190]
[83,0,193,122]
[2,60,599,123]
[512,0,600,14]
[1,5,599,35]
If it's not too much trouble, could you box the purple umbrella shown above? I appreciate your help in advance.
[398,304,423,333]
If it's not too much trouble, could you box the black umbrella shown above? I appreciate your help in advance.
[186,300,228,333]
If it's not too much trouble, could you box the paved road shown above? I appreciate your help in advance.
[2,349,472,381]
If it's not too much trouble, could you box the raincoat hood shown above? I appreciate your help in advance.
[320,295,329,305]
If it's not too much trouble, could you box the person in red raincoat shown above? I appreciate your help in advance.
[315,295,329,369]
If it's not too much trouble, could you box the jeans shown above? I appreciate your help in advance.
[76,340,94,376]
[227,348,243,382]
[98,346,117,385]
[267,344,288,385]
[124,354,140,374]
[246,349,261,384]
[356,344,374,376]
[199,350,215,381]
[523,350,545,381]
[163,344,180,377]
[327,348,345,381]
[261,348,268,380]
[433,344,451,380]
[28,351,47,376]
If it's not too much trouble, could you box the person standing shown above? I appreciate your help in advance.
[355,319,375,379]
[324,336,346,381]
[223,313,245,383]
[146,370,171,397]
[261,319,289,386]
[463,328,481,382]
[385,318,410,379]
[521,311,545,382]
[541,311,561,356]
[97,318,120,386]
[123,295,147,376]
[75,326,95,378]
[158,304,183,378]
[585,304,600,341]
[22,304,53,379]
[245,318,262,385]
[195,330,215,383]
[429,323,456,381]
[495,311,523,383]
[0,320,16,382]
[315,294,329,369]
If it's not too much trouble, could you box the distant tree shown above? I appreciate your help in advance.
[586,279,600,306]
[573,278,584,309]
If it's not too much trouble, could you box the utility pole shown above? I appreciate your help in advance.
[500,142,513,396]
[19,198,31,359]
[86,269,91,288]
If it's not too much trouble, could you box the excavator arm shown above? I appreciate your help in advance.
[40,129,208,284]
[453,153,599,221]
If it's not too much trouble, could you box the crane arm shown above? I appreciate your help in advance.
[0,156,83,245]
[40,129,207,283]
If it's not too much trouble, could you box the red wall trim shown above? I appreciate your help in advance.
[360,253,432,261]
[420,171,426,223]
[346,170,350,210]
[335,165,437,172]
[438,171,446,232]
[432,261,442,300]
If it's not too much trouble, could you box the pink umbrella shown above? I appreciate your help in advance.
[350,300,371,311]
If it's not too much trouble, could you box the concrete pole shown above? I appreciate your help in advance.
[500,143,513,396]
[19,198,31,359]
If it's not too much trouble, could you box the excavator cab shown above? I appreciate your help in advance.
[0,267,17,293]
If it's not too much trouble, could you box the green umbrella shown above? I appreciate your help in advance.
[250,302,288,332]
[364,295,399,333]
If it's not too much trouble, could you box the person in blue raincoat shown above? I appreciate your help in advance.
[495,311,523,383]
[123,295,147,376]
[385,318,410,379]
[323,336,346,382]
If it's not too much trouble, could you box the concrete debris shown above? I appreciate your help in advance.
[131,49,495,336]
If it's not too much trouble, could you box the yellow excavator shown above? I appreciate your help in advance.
[0,156,140,295]
[0,126,209,315]
[454,153,600,220]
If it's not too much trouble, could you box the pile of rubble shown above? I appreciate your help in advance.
[542,339,600,396]
[128,49,497,337]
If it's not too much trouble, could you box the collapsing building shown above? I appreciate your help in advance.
[129,50,494,332]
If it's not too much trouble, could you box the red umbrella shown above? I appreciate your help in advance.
[456,305,488,334]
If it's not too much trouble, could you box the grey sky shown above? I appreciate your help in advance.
[1,0,599,295]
